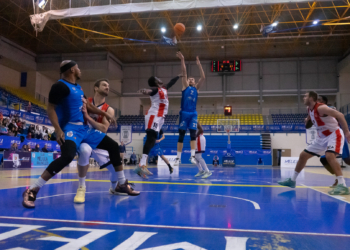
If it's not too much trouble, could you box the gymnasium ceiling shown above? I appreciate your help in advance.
[0,0,350,63]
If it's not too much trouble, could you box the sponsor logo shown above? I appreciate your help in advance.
[20,157,30,162]
[0,139,3,145]
[67,131,73,137]
[171,150,177,154]
[327,145,335,150]
[184,150,191,153]
[249,151,257,154]
[263,151,271,154]
[209,150,218,154]
[284,159,298,164]
[235,150,243,154]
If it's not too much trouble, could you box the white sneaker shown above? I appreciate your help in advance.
[109,187,116,195]
[190,156,197,165]
[201,171,212,179]
[174,158,180,166]
[195,170,205,177]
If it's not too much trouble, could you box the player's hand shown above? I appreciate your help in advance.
[105,112,116,125]
[138,88,148,94]
[56,128,65,146]
[156,140,160,143]
[196,56,201,65]
[345,131,350,143]
[176,51,184,60]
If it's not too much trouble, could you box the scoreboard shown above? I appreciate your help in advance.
[211,60,241,72]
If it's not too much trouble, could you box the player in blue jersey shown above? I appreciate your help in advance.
[174,51,205,166]
[147,129,173,174]
[22,60,139,208]
[317,95,350,187]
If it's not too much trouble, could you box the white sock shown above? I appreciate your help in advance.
[30,177,47,190]
[291,171,299,181]
[78,177,86,188]
[117,171,126,185]
[196,162,203,171]
[337,176,346,186]
[177,152,181,159]
[199,159,209,172]
[140,154,148,166]
[191,149,195,157]
[106,164,117,188]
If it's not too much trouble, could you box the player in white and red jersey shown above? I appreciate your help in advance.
[194,121,212,179]
[134,74,181,179]
[278,91,350,195]
[74,79,139,203]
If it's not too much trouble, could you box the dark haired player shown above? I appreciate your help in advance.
[74,79,139,203]
[22,61,139,208]
[278,91,350,195]
[174,52,205,166]
[134,74,181,179]
[317,95,350,188]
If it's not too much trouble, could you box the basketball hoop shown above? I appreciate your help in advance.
[30,12,50,36]
[224,125,232,143]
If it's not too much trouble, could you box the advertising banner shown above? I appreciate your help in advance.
[31,152,54,168]
[3,151,31,168]
[120,126,132,145]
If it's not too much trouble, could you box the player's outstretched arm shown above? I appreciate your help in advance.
[196,56,205,90]
[176,51,188,90]
[83,104,114,133]
[138,88,156,96]
[318,105,350,142]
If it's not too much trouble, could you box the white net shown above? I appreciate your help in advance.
[30,12,50,34]
[217,119,240,133]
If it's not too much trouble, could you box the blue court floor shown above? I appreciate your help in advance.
[0,164,350,249]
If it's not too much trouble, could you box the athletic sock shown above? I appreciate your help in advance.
[337,176,346,186]
[291,171,299,181]
[140,154,148,166]
[30,177,47,190]
[106,165,117,188]
[78,177,86,188]
[117,171,126,185]
[177,152,181,159]
[199,159,209,172]
[191,149,195,157]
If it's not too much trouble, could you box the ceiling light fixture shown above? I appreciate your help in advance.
[233,24,238,29]
[161,27,166,33]
[313,20,319,25]
[197,25,202,31]
[272,22,278,27]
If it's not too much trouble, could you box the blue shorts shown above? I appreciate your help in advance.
[63,124,106,151]
[179,111,197,130]
[150,145,163,156]
[320,141,349,159]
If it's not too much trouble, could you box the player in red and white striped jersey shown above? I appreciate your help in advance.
[279,91,350,195]
[134,74,181,179]
[194,121,212,179]
[74,79,139,203]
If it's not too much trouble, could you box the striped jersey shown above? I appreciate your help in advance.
[308,102,339,138]
[148,87,169,117]
[87,97,110,123]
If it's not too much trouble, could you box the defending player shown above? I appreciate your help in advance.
[317,95,350,188]
[278,91,350,195]
[134,74,181,179]
[174,52,205,166]
[148,129,173,174]
[22,61,138,208]
[194,121,212,178]
[74,79,140,204]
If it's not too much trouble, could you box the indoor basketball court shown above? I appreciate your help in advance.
[0,0,350,249]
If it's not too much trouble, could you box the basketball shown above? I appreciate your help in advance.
[174,23,185,36]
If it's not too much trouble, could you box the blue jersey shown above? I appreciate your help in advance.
[181,86,198,112]
[54,79,85,129]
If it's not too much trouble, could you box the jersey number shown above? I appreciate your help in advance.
[153,123,158,129]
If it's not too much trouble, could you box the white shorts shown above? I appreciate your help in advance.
[145,114,164,133]
[195,134,206,153]
[305,128,344,156]
[78,143,110,167]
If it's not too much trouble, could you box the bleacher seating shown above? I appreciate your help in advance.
[198,114,263,125]
[117,115,179,126]
[0,86,46,115]
[271,113,307,125]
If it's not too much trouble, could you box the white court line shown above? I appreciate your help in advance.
[300,184,350,204]
[36,190,260,209]
[0,216,349,237]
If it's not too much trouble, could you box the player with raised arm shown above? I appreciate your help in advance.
[174,52,205,166]
[74,79,140,204]
[134,73,181,179]
[278,91,350,195]
[194,121,212,178]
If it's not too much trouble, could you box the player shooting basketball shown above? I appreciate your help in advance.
[174,52,205,166]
